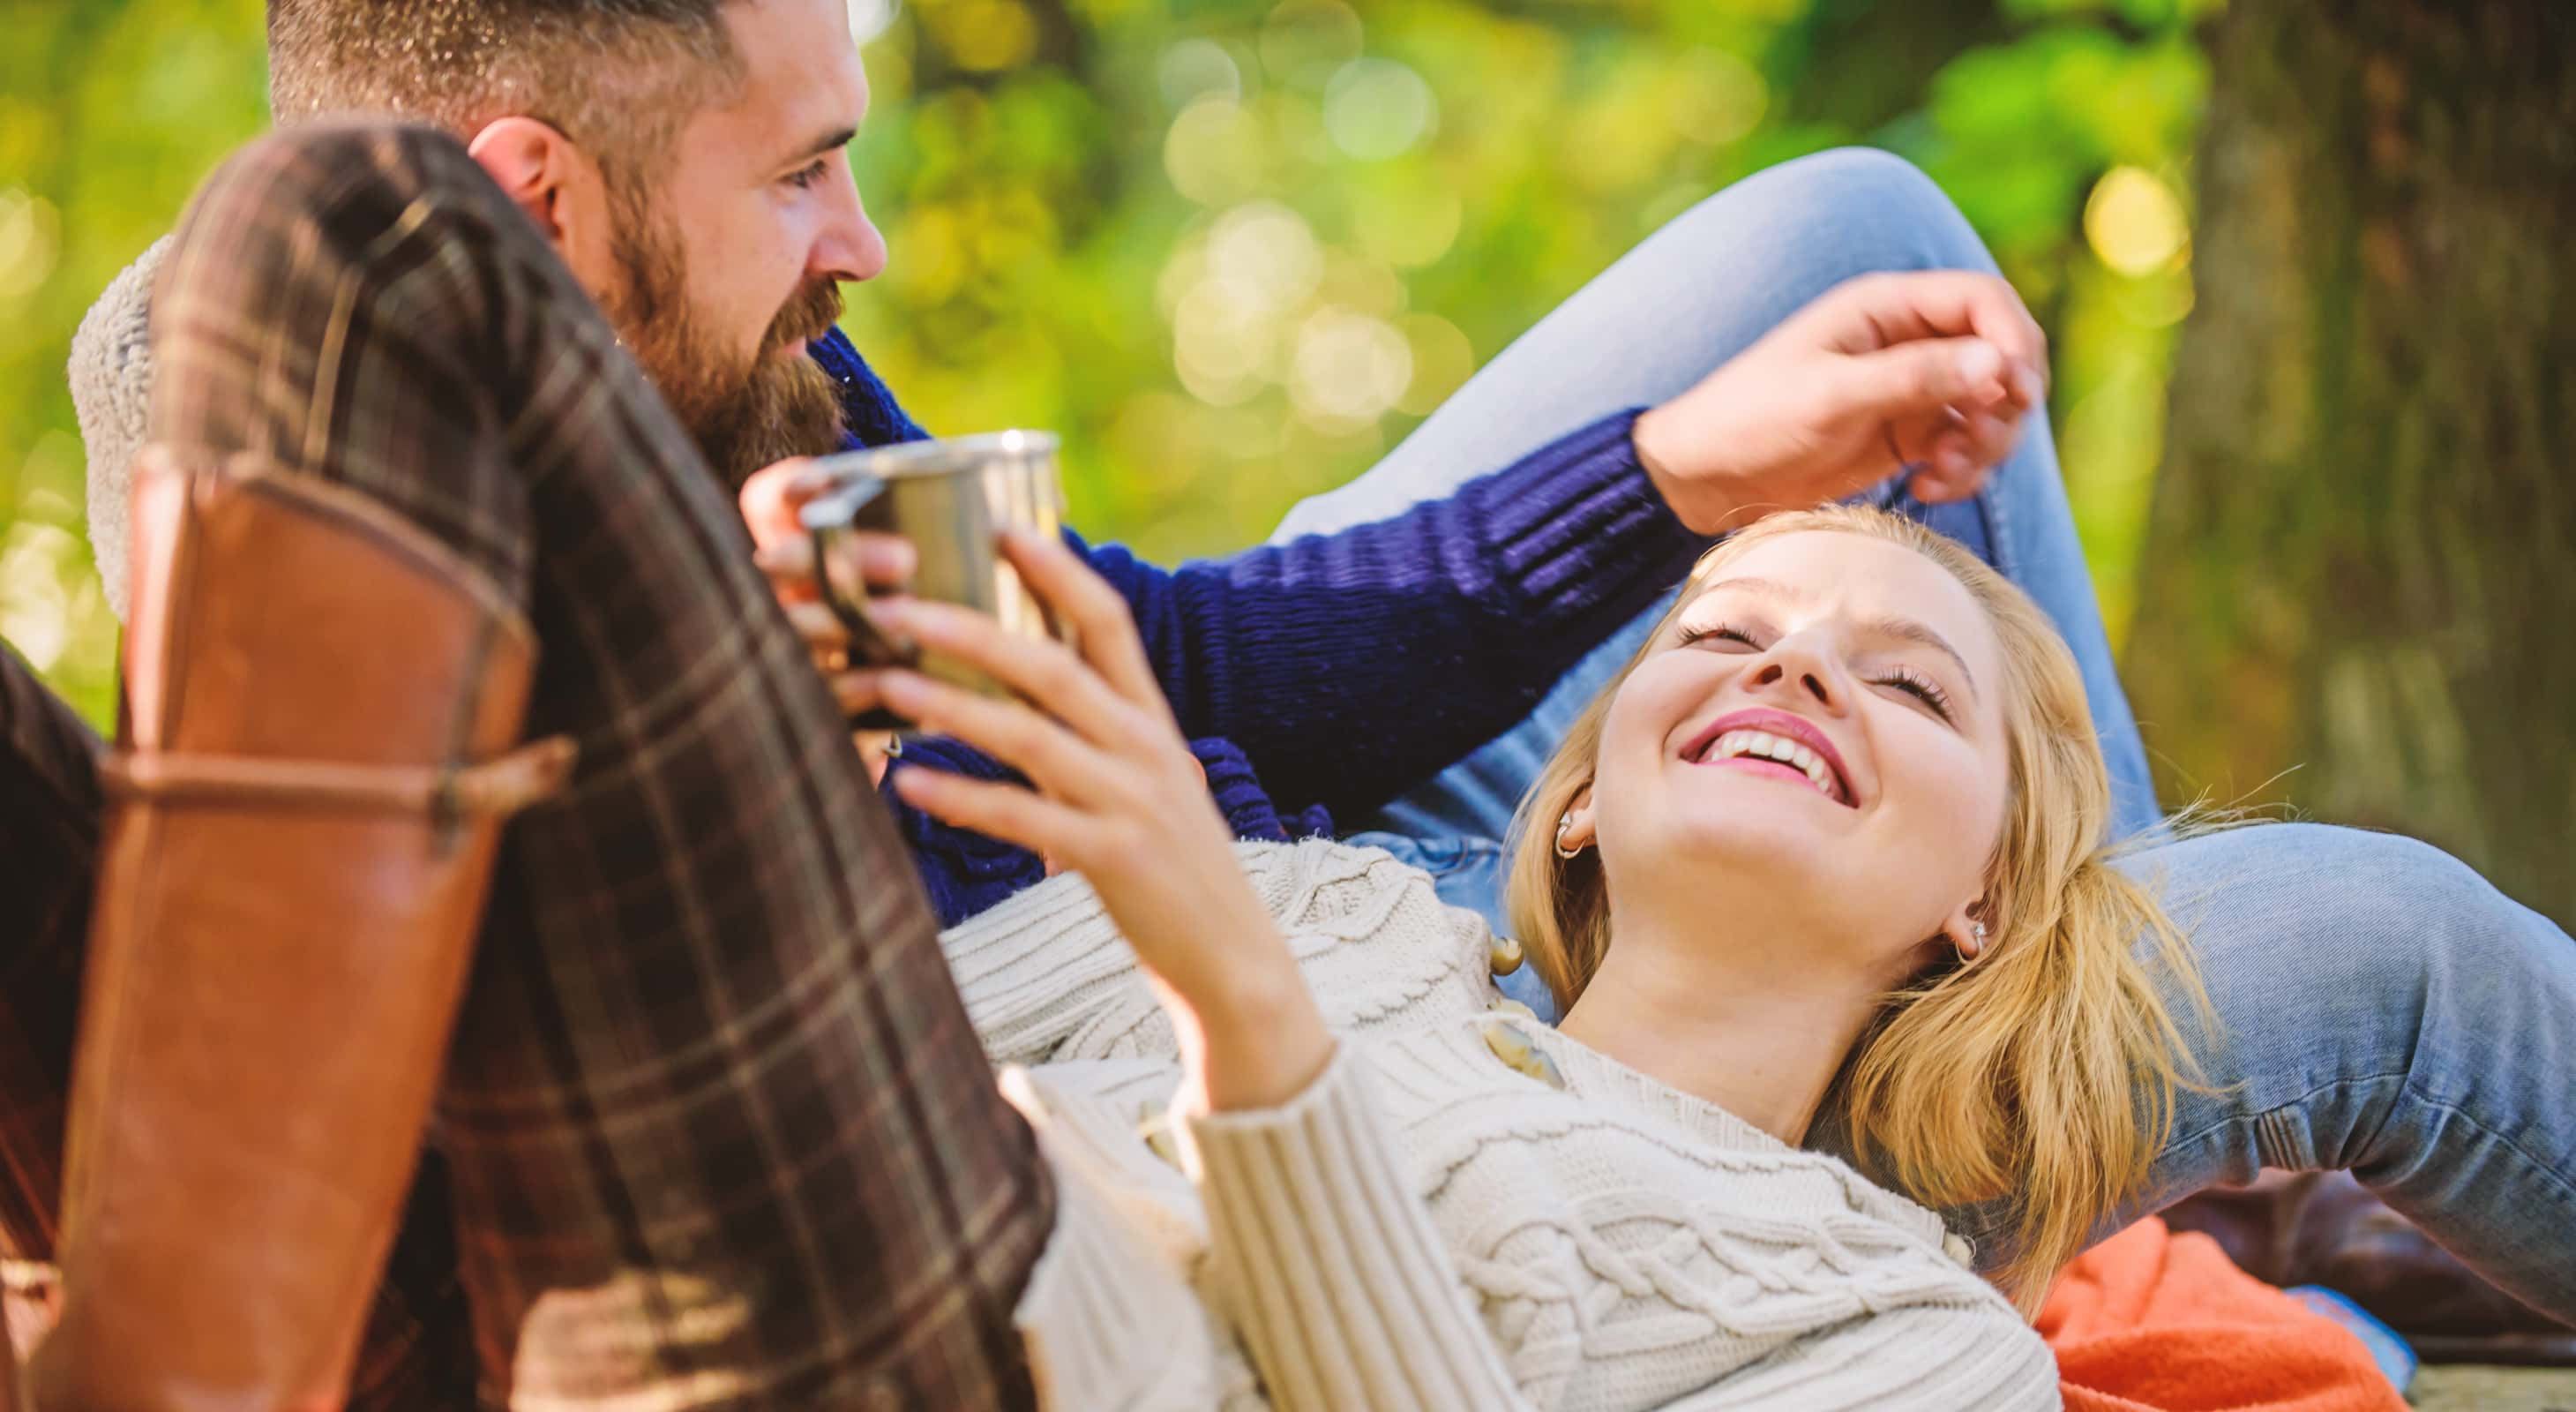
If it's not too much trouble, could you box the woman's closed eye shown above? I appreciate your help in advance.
[1682,620,1957,723]
[1874,665,1955,723]
[1675,622,1763,651]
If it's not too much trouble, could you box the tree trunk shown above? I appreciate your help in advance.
[2126,0,2576,927]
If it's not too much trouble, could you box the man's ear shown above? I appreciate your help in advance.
[466,117,616,282]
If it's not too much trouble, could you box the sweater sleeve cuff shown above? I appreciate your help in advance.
[1466,409,1705,635]
[1014,1126,1228,1410]
[1179,1044,1528,1410]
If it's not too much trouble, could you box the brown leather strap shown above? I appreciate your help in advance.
[100,737,576,818]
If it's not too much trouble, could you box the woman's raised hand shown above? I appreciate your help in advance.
[1632,270,2050,535]
[879,530,1335,1113]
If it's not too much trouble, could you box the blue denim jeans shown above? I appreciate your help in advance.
[1277,148,2576,1318]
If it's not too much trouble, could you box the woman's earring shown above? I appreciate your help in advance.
[1959,920,1988,962]
[1554,813,1584,860]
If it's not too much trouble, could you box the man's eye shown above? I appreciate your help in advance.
[785,158,830,190]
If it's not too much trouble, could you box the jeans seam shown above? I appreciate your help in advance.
[2394,1074,2576,1207]
[2161,1070,2412,1162]
[1979,467,2019,581]
[2164,1070,2576,1210]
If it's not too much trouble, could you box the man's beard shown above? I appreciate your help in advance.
[601,192,849,492]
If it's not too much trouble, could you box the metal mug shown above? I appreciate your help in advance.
[797,430,1071,729]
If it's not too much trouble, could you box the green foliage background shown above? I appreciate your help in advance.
[0,0,2218,731]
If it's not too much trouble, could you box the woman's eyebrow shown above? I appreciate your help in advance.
[1699,575,1801,603]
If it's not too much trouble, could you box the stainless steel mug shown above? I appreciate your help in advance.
[797,430,1071,728]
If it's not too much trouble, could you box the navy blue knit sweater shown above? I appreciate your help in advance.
[810,329,1702,925]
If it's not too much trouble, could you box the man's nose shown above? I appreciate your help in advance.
[816,179,889,284]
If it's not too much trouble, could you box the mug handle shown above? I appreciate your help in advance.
[798,473,919,728]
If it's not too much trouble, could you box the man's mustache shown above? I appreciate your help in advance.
[765,280,845,356]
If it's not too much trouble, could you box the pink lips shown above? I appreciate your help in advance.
[1680,707,1857,807]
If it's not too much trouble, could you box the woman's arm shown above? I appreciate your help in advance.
[1183,1042,1536,1409]
[878,535,1543,1408]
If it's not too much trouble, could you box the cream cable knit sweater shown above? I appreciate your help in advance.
[960,839,2058,1410]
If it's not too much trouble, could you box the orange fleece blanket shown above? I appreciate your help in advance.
[2038,1217,2405,1412]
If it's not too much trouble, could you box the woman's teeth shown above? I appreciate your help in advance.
[1698,730,1838,800]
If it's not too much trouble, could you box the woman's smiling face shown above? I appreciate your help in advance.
[1587,529,2015,978]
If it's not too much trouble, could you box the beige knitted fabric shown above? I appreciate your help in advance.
[68,237,167,625]
[957,839,2060,1411]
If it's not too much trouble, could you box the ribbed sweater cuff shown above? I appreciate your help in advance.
[1014,1142,1216,1409]
[1478,409,1703,634]
[1182,1045,1526,1411]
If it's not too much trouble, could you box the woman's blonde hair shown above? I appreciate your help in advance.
[1503,505,2210,1312]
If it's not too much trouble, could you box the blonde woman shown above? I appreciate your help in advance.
[876,504,2206,1409]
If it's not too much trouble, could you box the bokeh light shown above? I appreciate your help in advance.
[1160,39,1242,111]
[1164,98,1266,205]
[1323,58,1437,161]
[1173,276,1274,405]
[2084,165,2190,277]
[0,191,62,301]
[0,521,78,671]
[1209,201,1323,306]
[1291,306,1412,429]
[922,0,1037,72]
[1259,0,1363,87]
[1396,314,1476,417]
[846,0,901,47]
[1167,202,1326,407]
[1352,184,1462,269]
[1666,48,1768,147]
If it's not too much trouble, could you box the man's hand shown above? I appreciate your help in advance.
[740,457,917,778]
[1632,271,2050,535]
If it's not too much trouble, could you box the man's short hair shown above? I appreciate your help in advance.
[266,1,746,176]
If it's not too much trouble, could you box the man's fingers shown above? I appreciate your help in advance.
[1959,407,2022,469]
[2006,361,2045,416]
[754,531,918,596]
[830,669,890,719]
[738,456,821,545]
[787,600,848,650]
[1837,337,2008,423]
[1907,450,1984,504]
[842,532,917,588]
[1830,270,2048,368]
[1818,270,2049,413]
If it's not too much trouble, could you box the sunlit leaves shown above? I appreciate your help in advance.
[2,0,2218,719]
[2,0,270,725]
